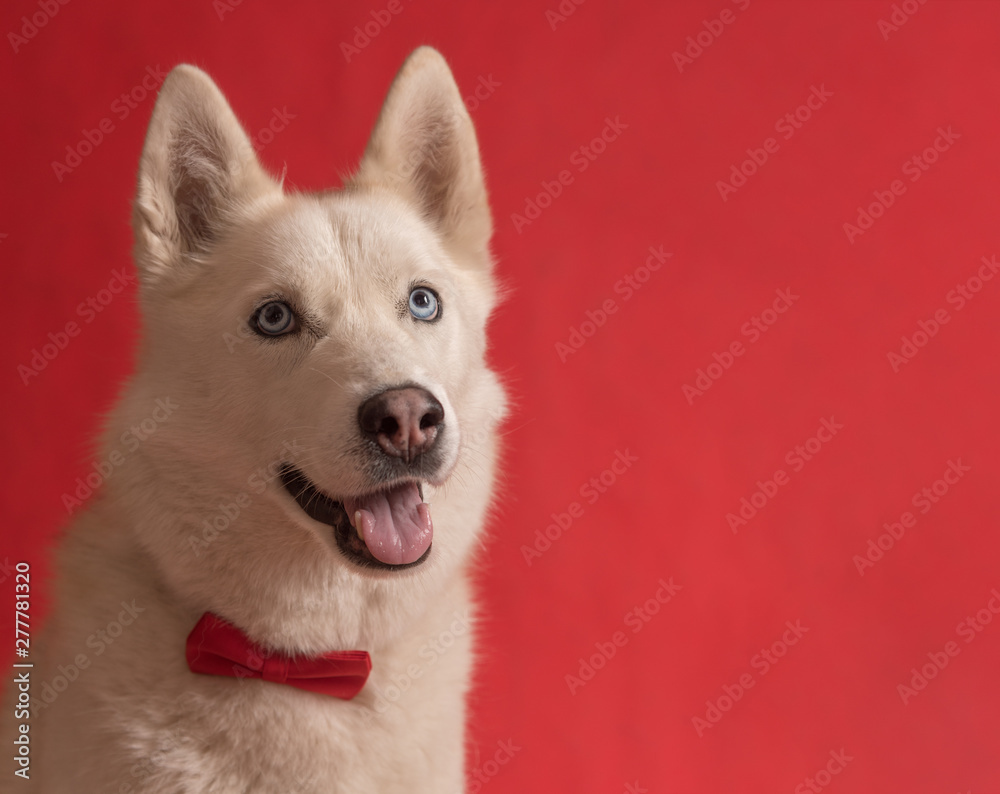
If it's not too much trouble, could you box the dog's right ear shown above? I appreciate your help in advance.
[132,65,280,287]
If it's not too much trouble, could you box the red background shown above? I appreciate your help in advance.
[3,1,1000,791]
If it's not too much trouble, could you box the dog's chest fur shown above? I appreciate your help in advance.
[26,502,479,794]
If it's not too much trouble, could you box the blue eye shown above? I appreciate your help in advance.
[253,301,297,336]
[408,287,440,321]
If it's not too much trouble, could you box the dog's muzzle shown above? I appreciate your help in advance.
[279,386,449,570]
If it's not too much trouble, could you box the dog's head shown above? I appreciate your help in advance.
[118,48,505,650]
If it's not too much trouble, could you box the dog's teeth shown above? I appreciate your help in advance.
[354,511,364,540]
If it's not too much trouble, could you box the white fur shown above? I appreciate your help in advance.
[9,47,504,793]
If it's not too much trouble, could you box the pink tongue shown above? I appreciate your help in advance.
[343,483,432,565]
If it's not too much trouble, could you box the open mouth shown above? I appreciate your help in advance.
[279,465,433,570]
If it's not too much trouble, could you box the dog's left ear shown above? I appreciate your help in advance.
[350,47,492,264]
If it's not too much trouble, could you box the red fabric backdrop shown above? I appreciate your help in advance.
[3,1,1000,791]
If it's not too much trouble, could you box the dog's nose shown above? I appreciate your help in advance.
[358,387,444,463]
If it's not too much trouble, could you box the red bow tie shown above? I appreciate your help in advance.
[185,613,371,699]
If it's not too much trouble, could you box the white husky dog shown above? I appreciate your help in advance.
[11,47,505,793]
